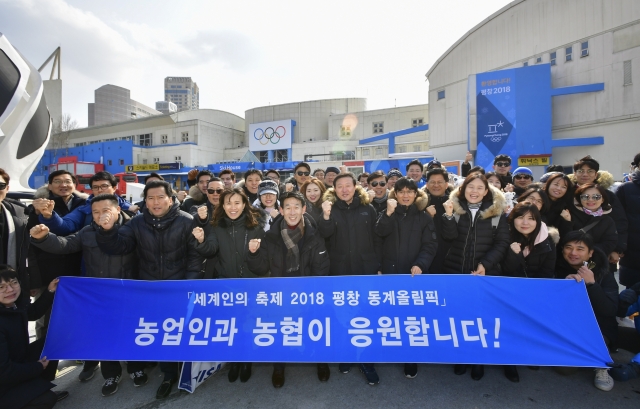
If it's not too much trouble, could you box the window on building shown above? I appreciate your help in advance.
[259,151,268,163]
[119,159,124,165]
[414,145,422,152]
[550,51,557,66]
[566,46,573,62]
[181,132,189,142]
[340,126,351,137]
[138,134,152,146]
[375,148,383,157]
[161,134,168,144]
[536,56,542,64]
[581,41,589,57]
[275,149,288,162]
[373,122,384,134]
[523,61,529,67]
[362,148,370,157]
[437,90,445,100]
[411,118,424,127]
[153,157,160,164]
[107,160,112,166]
[142,159,148,165]
[398,146,406,153]
[624,60,632,86]
[174,156,181,161]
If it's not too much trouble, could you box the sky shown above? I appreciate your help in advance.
[0,0,513,128]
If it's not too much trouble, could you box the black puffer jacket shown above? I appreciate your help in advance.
[545,196,574,238]
[247,214,329,277]
[441,186,510,275]
[569,201,618,257]
[31,213,137,279]
[502,225,558,278]
[1,200,30,289]
[616,170,640,286]
[304,201,324,225]
[370,193,388,215]
[181,185,207,213]
[422,187,451,274]
[0,290,54,409]
[375,189,437,274]
[191,202,217,279]
[97,200,203,280]
[554,248,619,348]
[318,186,382,276]
[195,213,266,278]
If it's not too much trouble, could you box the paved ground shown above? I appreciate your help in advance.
[48,354,640,409]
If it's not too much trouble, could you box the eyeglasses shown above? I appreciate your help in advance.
[370,181,386,187]
[296,171,310,176]
[580,194,602,201]
[0,279,19,292]
[514,175,532,180]
[428,180,446,186]
[91,184,112,191]
[207,188,224,195]
[0,182,6,190]
[52,180,74,186]
[576,169,596,175]
[495,161,510,167]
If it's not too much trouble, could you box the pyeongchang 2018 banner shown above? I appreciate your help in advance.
[43,275,611,367]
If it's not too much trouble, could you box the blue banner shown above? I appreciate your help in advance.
[43,276,610,367]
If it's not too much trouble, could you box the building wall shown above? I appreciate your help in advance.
[42,79,62,132]
[426,0,640,177]
[89,84,161,127]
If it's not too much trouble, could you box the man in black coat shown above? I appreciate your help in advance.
[423,168,452,273]
[96,180,203,399]
[247,191,330,388]
[616,153,640,287]
[0,169,30,290]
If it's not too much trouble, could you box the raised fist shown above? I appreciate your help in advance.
[367,190,375,201]
[197,205,208,221]
[339,165,347,174]
[192,227,205,244]
[99,211,116,230]
[443,200,454,216]
[285,183,294,192]
[510,242,521,254]
[321,200,333,220]
[269,208,280,219]
[560,209,571,222]
[248,238,261,253]
[187,169,199,181]
[465,151,473,163]
[504,183,514,193]
[177,190,188,202]
[386,198,397,216]
[426,205,436,217]
[30,224,50,240]
[33,198,54,219]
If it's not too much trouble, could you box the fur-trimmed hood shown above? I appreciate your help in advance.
[188,184,205,202]
[568,170,615,190]
[547,225,560,245]
[322,185,371,206]
[388,188,430,211]
[34,184,89,200]
[448,184,507,219]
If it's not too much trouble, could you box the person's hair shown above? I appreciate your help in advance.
[468,166,485,175]
[294,162,311,173]
[312,169,324,176]
[633,153,640,168]
[561,230,595,251]
[406,159,423,172]
[143,180,174,199]
[485,171,499,180]
[547,165,564,172]
[196,170,214,183]
[493,154,512,165]
[244,169,263,181]
[393,177,418,193]
[573,155,600,172]
[48,170,75,184]
[90,171,117,187]
[333,172,357,187]
[265,169,280,178]
[508,202,542,252]
[279,191,306,208]
[426,168,449,182]
[0,168,9,184]
[457,173,492,204]
[0,264,18,283]
[367,170,387,184]
[517,186,550,214]
[219,169,236,180]
[145,172,164,183]
[299,178,327,207]
[91,193,120,208]
[543,173,574,200]
[574,183,611,210]
[211,188,260,229]
[207,177,222,185]
[358,172,370,182]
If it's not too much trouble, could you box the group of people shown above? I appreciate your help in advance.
[1,150,640,408]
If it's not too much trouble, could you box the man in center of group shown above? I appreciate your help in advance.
[492,154,513,188]
[181,170,212,212]
[318,172,381,385]
[405,159,426,188]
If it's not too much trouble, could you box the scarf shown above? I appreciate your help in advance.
[584,207,603,217]
[281,216,305,273]
[468,202,481,225]
[373,191,388,204]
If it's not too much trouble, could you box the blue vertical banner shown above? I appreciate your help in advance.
[43,276,610,367]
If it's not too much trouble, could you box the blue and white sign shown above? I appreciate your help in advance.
[248,119,294,152]
[43,276,610,367]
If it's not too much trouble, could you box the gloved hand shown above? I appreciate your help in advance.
[620,288,639,306]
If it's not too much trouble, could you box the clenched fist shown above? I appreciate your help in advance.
[30,224,50,240]
[33,198,55,219]
[197,205,208,221]
[426,205,436,217]
[510,242,521,254]
[248,238,261,253]
[367,190,375,201]
[322,200,333,220]
[443,200,454,216]
[177,191,188,203]
[560,209,571,222]
[285,183,294,192]
[187,169,199,181]
[99,211,116,230]
[192,227,205,244]
[465,151,473,163]
[386,198,397,216]
[269,209,280,219]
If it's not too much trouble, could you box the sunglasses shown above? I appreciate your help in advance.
[495,161,511,167]
[207,188,224,194]
[0,182,6,190]
[370,181,386,187]
[296,171,310,176]
[514,175,532,180]
[580,194,602,201]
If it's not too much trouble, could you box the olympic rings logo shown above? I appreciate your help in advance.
[490,136,502,143]
[254,126,286,145]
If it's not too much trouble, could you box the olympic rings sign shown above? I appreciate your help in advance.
[254,126,286,145]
